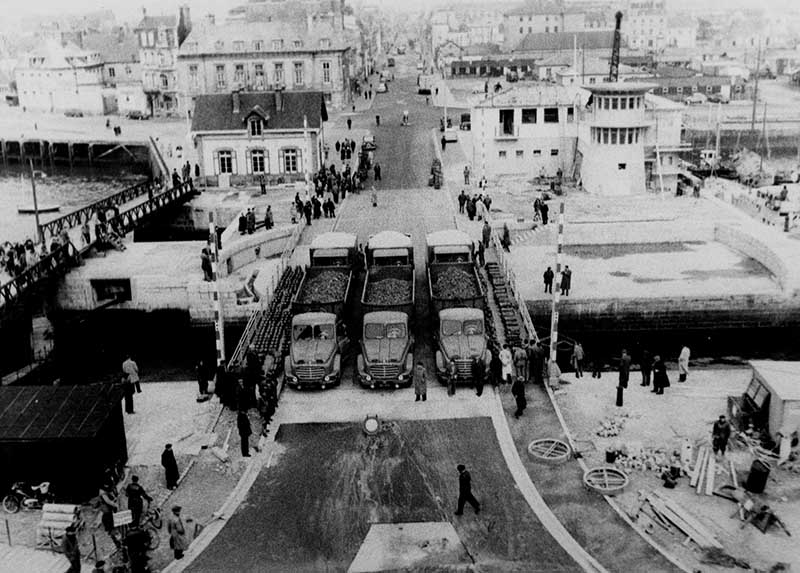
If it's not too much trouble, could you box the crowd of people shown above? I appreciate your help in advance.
[0,230,75,283]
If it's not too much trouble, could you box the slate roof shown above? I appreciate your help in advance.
[515,31,615,52]
[135,15,177,30]
[0,384,122,441]
[83,32,140,64]
[191,91,328,133]
[505,1,582,16]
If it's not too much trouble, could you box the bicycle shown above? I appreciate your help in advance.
[139,504,162,550]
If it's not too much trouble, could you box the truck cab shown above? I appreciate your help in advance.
[435,308,489,381]
[285,232,357,390]
[284,312,348,389]
[357,311,414,388]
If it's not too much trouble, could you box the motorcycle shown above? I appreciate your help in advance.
[2,481,54,513]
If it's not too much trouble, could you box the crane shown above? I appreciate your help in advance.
[607,11,623,82]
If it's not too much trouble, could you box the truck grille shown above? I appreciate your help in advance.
[455,359,473,378]
[371,363,401,380]
[296,364,326,381]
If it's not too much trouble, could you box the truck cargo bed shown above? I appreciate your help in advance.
[361,265,415,318]
[428,262,484,313]
[292,266,353,317]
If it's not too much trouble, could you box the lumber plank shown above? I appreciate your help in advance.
[695,448,708,494]
[730,459,738,489]
[690,447,705,487]
[651,491,723,549]
[705,454,716,496]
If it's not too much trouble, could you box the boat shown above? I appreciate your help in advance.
[17,204,60,214]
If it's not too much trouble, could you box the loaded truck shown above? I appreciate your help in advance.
[284,232,357,390]
[425,230,489,382]
[357,231,416,388]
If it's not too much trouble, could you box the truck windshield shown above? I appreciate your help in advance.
[441,320,462,336]
[463,319,483,335]
[442,319,483,336]
[293,324,335,341]
[364,323,407,339]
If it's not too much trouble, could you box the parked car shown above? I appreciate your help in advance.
[376,82,388,93]
[707,93,729,104]
[64,109,84,117]
[362,134,377,151]
[684,93,707,106]
[126,110,150,120]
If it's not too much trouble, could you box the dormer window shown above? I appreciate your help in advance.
[272,39,283,50]
[249,118,263,136]
[214,40,224,51]
[319,38,331,49]
[293,40,303,48]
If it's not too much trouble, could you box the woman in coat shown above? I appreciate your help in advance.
[413,362,427,402]
[677,346,690,382]
[499,344,514,385]
[167,505,189,560]
[652,355,670,395]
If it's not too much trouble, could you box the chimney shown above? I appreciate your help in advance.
[232,89,241,114]
[142,7,147,19]
[274,86,284,112]
[306,12,314,33]
[206,13,215,27]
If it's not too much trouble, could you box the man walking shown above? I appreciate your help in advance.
[477,240,485,267]
[161,444,180,490]
[464,165,470,185]
[123,375,135,414]
[560,266,572,296]
[458,190,467,214]
[543,267,554,294]
[482,220,491,247]
[712,415,732,458]
[237,410,252,457]
[678,345,691,382]
[499,344,514,385]
[125,475,153,527]
[454,464,480,515]
[62,525,81,573]
[618,348,631,389]
[471,356,484,397]
[414,362,427,402]
[540,201,549,225]
[167,506,188,560]
[122,355,141,393]
[373,162,382,181]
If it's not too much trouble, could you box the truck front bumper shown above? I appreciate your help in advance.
[285,371,340,390]
[358,365,413,389]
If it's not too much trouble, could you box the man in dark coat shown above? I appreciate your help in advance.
[543,267,554,294]
[454,464,480,515]
[640,349,652,387]
[259,174,266,195]
[171,169,181,189]
[125,475,153,527]
[712,415,732,457]
[458,191,467,213]
[62,525,81,573]
[560,266,572,296]
[540,201,549,225]
[373,162,382,181]
[123,375,135,414]
[652,355,669,395]
[489,347,502,389]
[303,200,313,225]
[529,341,546,385]
[477,241,485,267]
[466,198,476,221]
[237,411,252,457]
[482,220,491,247]
[238,212,247,235]
[161,444,179,490]
[471,357,484,396]
[618,349,631,389]
[511,376,527,418]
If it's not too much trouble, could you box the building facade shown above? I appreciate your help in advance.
[623,0,668,52]
[503,2,586,50]
[191,90,327,187]
[15,41,107,114]
[134,7,191,117]
[82,31,146,115]
[177,19,351,116]
[471,85,587,180]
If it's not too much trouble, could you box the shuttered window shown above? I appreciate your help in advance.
[246,149,267,173]
[214,149,235,174]
[279,148,301,173]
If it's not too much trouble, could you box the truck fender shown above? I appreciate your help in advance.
[357,353,365,374]
[284,355,292,377]
[333,353,341,374]
[435,350,445,373]
[404,354,414,373]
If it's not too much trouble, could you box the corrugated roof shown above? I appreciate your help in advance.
[0,384,123,441]
[515,31,615,52]
[191,91,328,133]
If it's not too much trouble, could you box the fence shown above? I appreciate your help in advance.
[0,242,79,309]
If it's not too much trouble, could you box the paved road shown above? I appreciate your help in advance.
[186,55,584,572]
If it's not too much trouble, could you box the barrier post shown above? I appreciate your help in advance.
[548,201,565,387]
[209,212,226,367]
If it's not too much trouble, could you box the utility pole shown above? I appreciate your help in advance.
[548,201,565,388]
[303,115,312,197]
[751,36,761,133]
[208,212,226,368]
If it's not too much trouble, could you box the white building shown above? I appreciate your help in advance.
[15,41,107,114]
[191,90,327,187]
[503,2,586,50]
[471,82,687,195]
[471,85,588,180]
[623,0,668,52]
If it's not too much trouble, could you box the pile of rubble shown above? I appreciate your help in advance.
[614,446,679,475]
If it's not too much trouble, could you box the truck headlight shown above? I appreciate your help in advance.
[291,375,298,382]
[324,375,331,382]
[398,374,405,381]
[365,374,372,381]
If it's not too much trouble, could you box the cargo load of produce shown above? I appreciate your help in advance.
[298,271,349,304]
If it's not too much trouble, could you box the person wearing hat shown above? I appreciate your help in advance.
[125,475,153,527]
[161,444,180,490]
[454,464,480,516]
[62,524,81,572]
[167,505,189,560]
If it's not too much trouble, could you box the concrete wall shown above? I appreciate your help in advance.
[714,223,790,293]
[218,225,293,277]
[16,66,106,114]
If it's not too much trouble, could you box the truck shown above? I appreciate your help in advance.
[426,230,489,382]
[357,231,416,388]
[284,232,357,390]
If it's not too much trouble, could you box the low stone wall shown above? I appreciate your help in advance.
[218,226,294,277]
[714,223,789,292]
